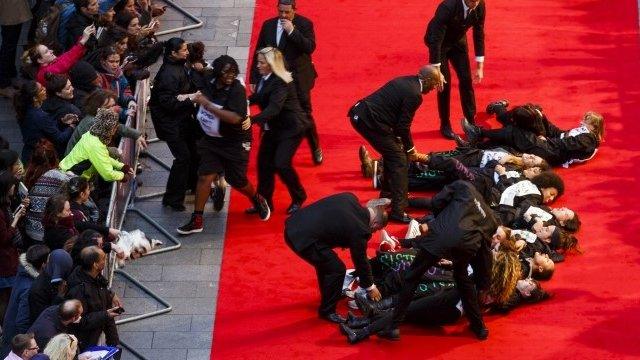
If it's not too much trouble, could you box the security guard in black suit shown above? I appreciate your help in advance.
[284,193,388,323]
[349,65,441,223]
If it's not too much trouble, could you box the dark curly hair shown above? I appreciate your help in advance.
[531,171,564,198]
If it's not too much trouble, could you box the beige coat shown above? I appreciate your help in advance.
[0,0,32,26]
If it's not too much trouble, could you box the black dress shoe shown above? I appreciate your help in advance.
[376,327,400,341]
[389,212,412,224]
[461,118,482,145]
[340,324,370,344]
[440,126,456,140]
[162,202,186,212]
[470,323,489,340]
[286,203,302,215]
[320,312,346,324]
[346,311,370,329]
[453,134,470,148]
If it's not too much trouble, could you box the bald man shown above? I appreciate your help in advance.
[349,66,441,223]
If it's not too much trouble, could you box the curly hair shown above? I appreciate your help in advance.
[490,238,521,305]
[531,171,565,198]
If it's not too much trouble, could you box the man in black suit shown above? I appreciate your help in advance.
[250,0,323,165]
[425,0,486,139]
[284,193,389,323]
[349,65,440,223]
[340,181,497,342]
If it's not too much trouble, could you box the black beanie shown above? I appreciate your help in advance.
[69,61,100,92]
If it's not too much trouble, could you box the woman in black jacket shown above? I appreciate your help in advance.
[249,47,307,215]
[149,38,199,211]
[41,73,82,126]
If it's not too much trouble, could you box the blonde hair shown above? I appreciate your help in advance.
[583,111,605,142]
[44,333,78,360]
[490,238,521,305]
[257,47,293,83]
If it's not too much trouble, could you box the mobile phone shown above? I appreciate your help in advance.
[114,307,125,314]
[13,204,25,217]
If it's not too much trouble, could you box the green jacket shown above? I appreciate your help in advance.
[65,115,141,155]
[60,132,125,182]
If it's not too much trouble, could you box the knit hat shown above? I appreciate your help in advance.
[90,108,120,144]
[69,61,99,92]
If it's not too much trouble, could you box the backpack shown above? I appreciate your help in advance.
[34,3,63,47]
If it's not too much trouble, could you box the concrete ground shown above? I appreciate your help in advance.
[0,0,257,359]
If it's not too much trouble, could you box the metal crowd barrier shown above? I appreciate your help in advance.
[102,79,182,359]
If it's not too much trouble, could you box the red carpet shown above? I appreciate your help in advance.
[211,0,640,358]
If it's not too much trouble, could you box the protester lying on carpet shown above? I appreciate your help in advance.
[463,102,604,167]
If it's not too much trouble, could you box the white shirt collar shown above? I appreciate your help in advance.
[262,73,272,81]
[462,0,470,16]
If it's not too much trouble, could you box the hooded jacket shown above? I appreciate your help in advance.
[28,249,74,322]
[59,132,125,182]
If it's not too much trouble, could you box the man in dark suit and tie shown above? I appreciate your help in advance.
[425,0,486,139]
[284,193,389,323]
[251,0,323,165]
[349,65,441,223]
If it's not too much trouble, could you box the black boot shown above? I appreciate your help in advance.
[346,311,370,329]
[470,322,489,340]
[339,324,371,344]
[355,292,395,317]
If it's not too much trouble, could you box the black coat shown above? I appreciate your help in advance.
[41,95,82,125]
[28,273,64,323]
[149,57,196,142]
[425,0,486,64]
[64,11,96,51]
[66,267,117,350]
[407,180,496,327]
[251,14,317,92]
[27,305,69,349]
[284,192,374,288]
[249,74,306,139]
[355,76,423,152]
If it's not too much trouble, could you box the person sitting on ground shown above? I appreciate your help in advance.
[42,333,77,360]
[27,300,82,350]
[66,246,122,351]
[59,108,134,183]
[22,25,95,84]
[28,249,74,323]
[0,245,50,358]
[3,333,39,360]
[13,81,76,163]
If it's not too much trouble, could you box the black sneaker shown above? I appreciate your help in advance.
[177,214,203,235]
[211,185,226,212]
[486,99,509,115]
[252,194,271,221]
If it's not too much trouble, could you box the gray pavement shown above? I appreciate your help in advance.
[0,1,257,359]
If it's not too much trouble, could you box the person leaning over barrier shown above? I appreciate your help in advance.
[59,108,134,183]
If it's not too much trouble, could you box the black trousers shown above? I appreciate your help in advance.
[163,137,199,206]
[257,131,306,207]
[365,249,440,333]
[351,115,408,216]
[286,239,345,316]
[405,287,462,326]
[437,45,476,128]
[0,23,23,88]
[295,81,320,152]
